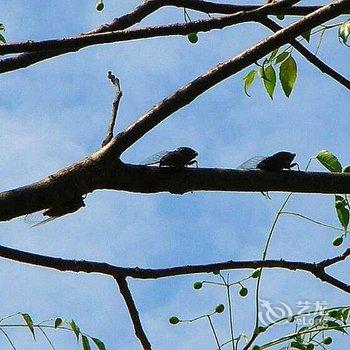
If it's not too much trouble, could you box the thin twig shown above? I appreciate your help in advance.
[102,72,123,147]
[207,315,221,349]
[318,248,350,268]
[37,326,56,350]
[0,244,348,293]
[0,328,16,350]
[114,276,152,350]
[280,211,345,232]
[315,27,326,55]
[0,0,302,57]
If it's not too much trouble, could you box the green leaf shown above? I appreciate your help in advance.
[70,320,80,342]
[275,52,289,64]
[290,341,306,349]
[325,320,348,334]
[328,309,342,320]
[279,55,297,97]
[339,19,350,45]
[54,318,62,328]
[335,197,349,230]
[0,33,6,44]
[258,60,269,81]
[301,30,311,43]
[82,335,91,350]
[262,65,276,99]
[21,313,35,340]
[92,338,106,350]
[343,165,350,173]
[316,150,342,172]
[243,70,257,97]
[268,48,279,63]
[0,24,5,31]
[342,308,350,323]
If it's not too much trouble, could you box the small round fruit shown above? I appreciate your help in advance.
[215,304,225,313]
[323,337,332,345]
[187,32,198,44]
[306,344,314,350]
[252,346,261,350]
[96,1,104,11]
[276,14,285,20]
[169,316,180,325]
[252,269,261,279]
[332,236,343,246]
[239,287,248,297]
[193,281,203,290]
[212,270,220,275]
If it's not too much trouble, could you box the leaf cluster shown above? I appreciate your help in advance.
[244,49,297,99]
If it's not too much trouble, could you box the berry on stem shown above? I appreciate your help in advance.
[193,281,203,290]
[239,287,248,297]
[187,32,198,44]
[215,304,225,313]
[169,316,180,325]
[332,236,343,246]
[96,1,104,11]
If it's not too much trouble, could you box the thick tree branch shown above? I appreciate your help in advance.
[114,276,152,350]
[0,244,348,292]
[87,0,350,35]
[0,0,347,73]
[260,17,350,89]
[0,16,271,56]
[109,0,349,155]
[3,165,350,222]
[0,0,301,68]
[0,0,348,222]
[0,0,302,57]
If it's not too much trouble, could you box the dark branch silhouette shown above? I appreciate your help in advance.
[1,0,349,73]
[0,245,348,293]
[0,0,349,222]
[109,0,349,155]
[2,166,350,222]
[102,71,123,147]
[114,276,152,350]
[0,0,302,57]
[2,1,349,348]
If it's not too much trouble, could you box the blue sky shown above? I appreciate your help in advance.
[0,1,349,349]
